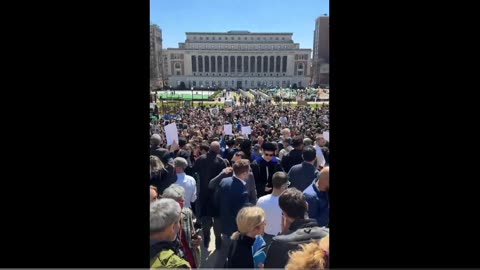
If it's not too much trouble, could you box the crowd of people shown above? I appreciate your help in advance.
[150,98,330,269]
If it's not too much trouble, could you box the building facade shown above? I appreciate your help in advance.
[150,24,164,89]
[312,15,329,86]
[163,31,311,89]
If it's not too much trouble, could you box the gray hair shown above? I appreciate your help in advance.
[173,157,188,169]
[150,198,181,233]
[151,134,162,146]
[162,184,185,202]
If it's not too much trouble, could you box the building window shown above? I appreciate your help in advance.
[200,37,203,40]
[298,71,303,76]
[224,56,229,72]
[263,56,268,72]
[232,80,234,86]
[245,80,248,86]
[275,37,279,40]
[175,63,181,69]
[282,56,287,72]
[282,37,285,40]
[191,56,197,72]
[176,71,181,75]
[244,56,249,73]
[250,56,255,73]
[198,56,203,72]
[217,56,222,73]
[244,37,247,40]
[193,36,197,40]
[231,37,234,40]
[269,56,274,72]
[257,56,262,73]
[238,37,241,40]
[231,56,236,73]
[299,63,303,69]
[193,81,196,86]
[211,56,216,72]
[205,57,210,72]
[206,37,209,40]
[237,56,242,72]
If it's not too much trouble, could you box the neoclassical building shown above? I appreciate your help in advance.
[163,31,311,89]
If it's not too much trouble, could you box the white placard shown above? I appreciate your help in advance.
[323,131,330,142]
[241,126,252,135]
[224,124,233,135]
[165,123,179,146]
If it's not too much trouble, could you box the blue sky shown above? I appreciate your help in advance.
[151,0,329,51]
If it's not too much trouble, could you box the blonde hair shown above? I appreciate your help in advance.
[231,206,265,240]
[285,235,329,270]
[150,155,164,172]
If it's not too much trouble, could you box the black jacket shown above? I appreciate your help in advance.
[150,166,176,195]
[264,219,329,269]
[281,148,304,173]
[193,151,227,218]
[251,156,283,197]
[288,162,319,192]
[225,234,255,268]
[150,145,168,161]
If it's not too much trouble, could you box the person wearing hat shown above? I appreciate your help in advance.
[251,142,284,198]
[256,171,291,247]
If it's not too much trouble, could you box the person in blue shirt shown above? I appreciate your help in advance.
[304,167,329,227]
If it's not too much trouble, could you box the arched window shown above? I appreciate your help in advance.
[204,56,210,72]
[230,56,235,73]
[211,56,216,72]
[198,56,203,72]
[250,56,255,73]
[217,56,222,73]
[175,63,181,69]
[276,56,281,72]
[191,56,197,72]
[282,56,287,72]
[257,56,262,73]
[269,56,274,72]
[263,56,268,73]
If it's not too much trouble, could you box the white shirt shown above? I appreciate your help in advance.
[175,173,197,208]
[279,116,288,125]
[257,194,282,236]
[314,144,326,167]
